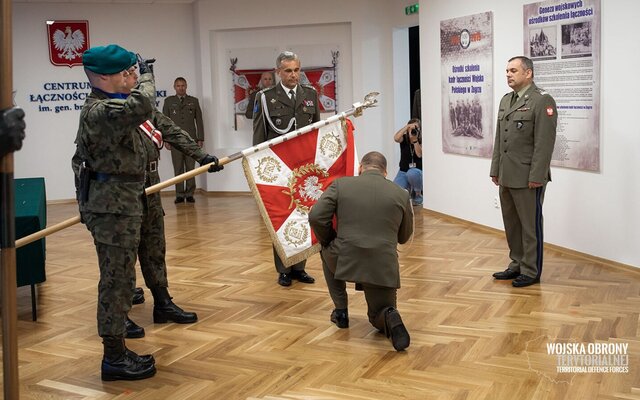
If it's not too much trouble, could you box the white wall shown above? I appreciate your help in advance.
[12,3,199,200]
[11,0,637,268]
[193,0,419,191]
[420,0,640,267]
[205,22,353,191]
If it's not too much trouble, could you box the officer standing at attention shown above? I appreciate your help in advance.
[252,51,319,287]
[162,77,205,204]
[490,56,557,288]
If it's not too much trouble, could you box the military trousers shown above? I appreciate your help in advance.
[82,212,140,338]
[170,148,196,197]
[320,247,397,330]
[499,184,546,280]
[138,191,169,289]
[273,247,306,274]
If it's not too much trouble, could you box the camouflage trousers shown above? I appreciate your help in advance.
[82,212,141,338]
[138,191,168,289]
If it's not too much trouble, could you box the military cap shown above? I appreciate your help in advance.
[82,44,136,74]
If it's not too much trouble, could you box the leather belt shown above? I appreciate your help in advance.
[90,172,145,183]
[147,160,158,172]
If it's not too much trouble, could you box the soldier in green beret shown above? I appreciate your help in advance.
[72,44,222,381]
[252,51,319,287]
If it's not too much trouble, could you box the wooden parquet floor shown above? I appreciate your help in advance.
[2,193,639,400]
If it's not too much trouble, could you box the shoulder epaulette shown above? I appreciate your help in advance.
[535,87,549,96]
[301,84,317,91]
[261,86,276,95]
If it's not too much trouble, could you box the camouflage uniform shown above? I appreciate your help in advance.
[73,73,155,338]
[138,110,207,288]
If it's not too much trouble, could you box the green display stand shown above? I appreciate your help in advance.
[15,177,47,321]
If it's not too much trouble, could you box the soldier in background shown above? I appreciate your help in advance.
[162,77,205,204]
[245,71,275,119]
[252,51,319,287]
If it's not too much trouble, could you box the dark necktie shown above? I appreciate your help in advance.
[510,93,518,107]
[289,89,296,105]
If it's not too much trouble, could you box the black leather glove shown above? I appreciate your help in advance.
[200,154,223,173]
[136,53,155,75]
[0,107,26,158]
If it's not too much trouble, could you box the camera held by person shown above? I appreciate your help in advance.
[392,118,423,206]
[405,120,421,144]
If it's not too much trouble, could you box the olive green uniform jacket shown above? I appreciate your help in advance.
[490,83,557,188]
[309,170,414,288]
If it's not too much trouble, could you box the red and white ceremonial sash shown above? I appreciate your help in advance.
[139,119,164,149]
[242,118,357,267]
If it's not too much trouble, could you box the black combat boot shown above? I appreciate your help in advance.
[132,287,145,305]
[101,336,156,381]
[151,287,198,324]
[124,316,145,339]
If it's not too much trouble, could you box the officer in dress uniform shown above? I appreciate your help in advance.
[252,51,319,287]
[162,77,204,203]
[490,56,557,288]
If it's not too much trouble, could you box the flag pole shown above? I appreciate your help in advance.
[15,92,379,248]
[0,0,21,397]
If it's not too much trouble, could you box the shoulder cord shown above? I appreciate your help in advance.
[260,91,296,136]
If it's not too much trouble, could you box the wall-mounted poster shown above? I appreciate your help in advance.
[440,12,494,158]
[524,0,601,171]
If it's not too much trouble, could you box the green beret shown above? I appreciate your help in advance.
[82,44,137,74]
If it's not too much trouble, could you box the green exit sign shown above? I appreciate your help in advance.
[405,3,419,15]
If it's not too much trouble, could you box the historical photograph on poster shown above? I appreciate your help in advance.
[524,0,601,171]
[561,22,592,58]
[529,27,557,60]
[440,11,494,158]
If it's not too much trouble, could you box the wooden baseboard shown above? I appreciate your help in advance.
[421,208,640,274]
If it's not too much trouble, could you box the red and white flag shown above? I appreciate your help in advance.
[242,119,357,266]
[300,68,336,112]
[232,69,272,114]
[233,67,337,114]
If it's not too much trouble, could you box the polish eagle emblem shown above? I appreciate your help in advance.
[53,26,85,60]
[47,20,89,67]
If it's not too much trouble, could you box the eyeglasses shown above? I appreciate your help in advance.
[122,66,138,77]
